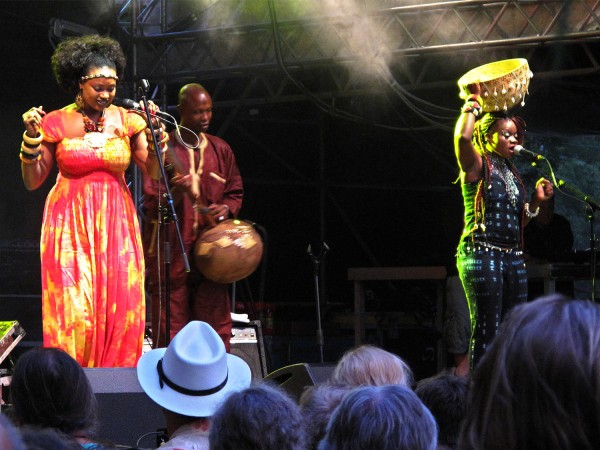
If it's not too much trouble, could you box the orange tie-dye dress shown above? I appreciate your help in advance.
[40,107,146,367]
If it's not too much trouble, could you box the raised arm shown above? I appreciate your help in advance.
[21,106,56,191]
[454,84,484,184]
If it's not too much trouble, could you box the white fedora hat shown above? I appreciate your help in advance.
[137,321,251,417]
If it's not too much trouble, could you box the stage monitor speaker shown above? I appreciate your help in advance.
[84,368,165,448]
[263,362,335,401]
[231,320,268,382]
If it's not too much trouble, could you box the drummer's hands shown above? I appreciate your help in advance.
[171,173,200,201]
[22,106,45,137]
[207,203,230,222]
[533,178,554,202]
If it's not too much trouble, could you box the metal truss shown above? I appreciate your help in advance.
[115,0,600,214]
[115,0,600,101]
[109,0,600,303]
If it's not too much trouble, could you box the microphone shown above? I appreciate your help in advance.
[112,98,172,119]
[513,145,545,161]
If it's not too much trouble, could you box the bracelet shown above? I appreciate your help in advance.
[20,152,41,164]
[20,149,41,160]
[21,141,41,155]
[462,101,482,117]
[524,202,540,218]
[22,131,43,146]
[147,143,168,156]
[23,140,40,149]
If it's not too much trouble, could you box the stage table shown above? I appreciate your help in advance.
[347,266,447,346]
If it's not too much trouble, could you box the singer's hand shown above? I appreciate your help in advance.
[534,178,554,202]
[466,83,481,97]
[22,106,45,137]
[140,100,163,128]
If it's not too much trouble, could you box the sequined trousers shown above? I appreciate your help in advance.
[456,241,528,369]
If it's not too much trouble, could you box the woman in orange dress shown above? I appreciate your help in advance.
[20,35,164,367]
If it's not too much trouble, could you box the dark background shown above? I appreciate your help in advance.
[2,1,600,376]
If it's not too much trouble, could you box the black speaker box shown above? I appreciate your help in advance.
[263,362,336,401]
[84,368,165,448]
[231,320,268,382]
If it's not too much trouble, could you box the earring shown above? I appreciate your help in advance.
[75,90,85,110]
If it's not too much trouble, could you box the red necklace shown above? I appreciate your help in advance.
[81,110,105,133]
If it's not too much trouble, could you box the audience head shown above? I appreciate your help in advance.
[20,426,81,450]
[460,294,600,449]
[318,384,437,450]
[0,415,25,450]
[415,372,468,449]
[299,383,352,449]
[137,320,251,418]
[209,382,306,450]
[330,345,413,387]
[9,347,98,437]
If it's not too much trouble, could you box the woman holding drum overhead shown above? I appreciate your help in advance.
[454,59,554,369]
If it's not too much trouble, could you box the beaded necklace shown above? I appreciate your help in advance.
[81,109,105,133]
[489,152,519,207]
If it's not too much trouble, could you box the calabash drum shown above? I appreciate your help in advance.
[194,219,264,284]
[458,58,533,112]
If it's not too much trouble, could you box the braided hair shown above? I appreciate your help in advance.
[51,35,126,94]
[470,112,527,234]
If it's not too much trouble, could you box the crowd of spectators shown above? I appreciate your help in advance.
[2,294,599,449]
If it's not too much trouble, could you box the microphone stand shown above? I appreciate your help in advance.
[307,242,329,363]
[528,157,599,303]
[137,80,190,345]
[555,179,599,302]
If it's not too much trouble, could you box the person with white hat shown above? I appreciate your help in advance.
[137,321,251,449]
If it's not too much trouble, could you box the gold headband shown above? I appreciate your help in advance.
[80,73,119,81]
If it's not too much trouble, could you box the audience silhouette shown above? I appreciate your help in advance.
[8,347,105,448]
[318,384,437,450]
[137,320,251,450]
[210,382,307,450]
[416,372,468,450]
[299,383,352,450]
[330,344,413,387]
[460,294,600,449]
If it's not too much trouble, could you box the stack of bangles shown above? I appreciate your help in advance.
[461,94,483,117]
[20,131,43,164]
[145,127,169,156]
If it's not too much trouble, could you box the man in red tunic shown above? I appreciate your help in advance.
[143,83,243,350]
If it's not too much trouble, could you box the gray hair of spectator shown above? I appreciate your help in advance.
[330,345,413,387]
[318,384,437,450]
[209,382,307,450]
[299,383,352,450]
